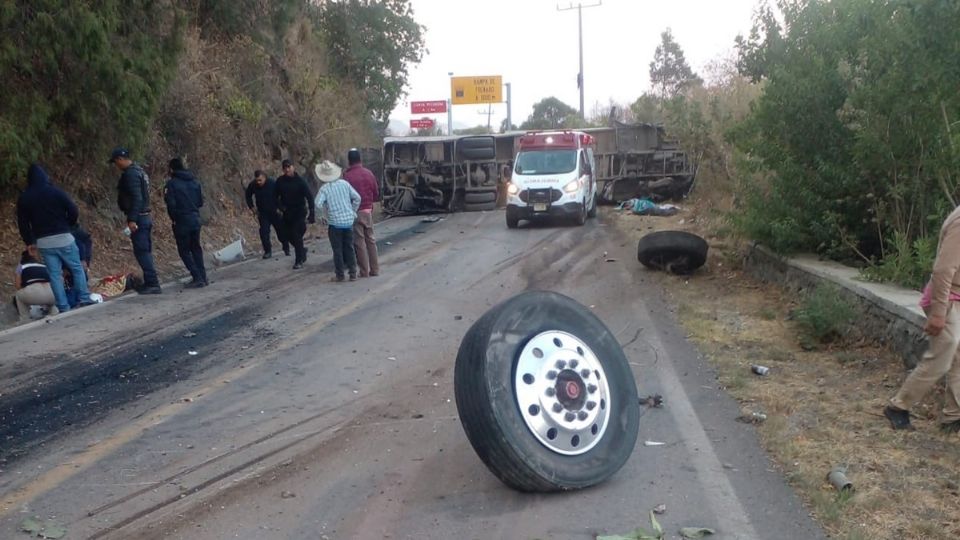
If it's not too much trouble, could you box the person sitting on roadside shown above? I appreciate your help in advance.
[14,250,58,321]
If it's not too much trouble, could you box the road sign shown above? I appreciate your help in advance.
[410,118,435,129]
[451,75,503,105]
[411,100,447,114]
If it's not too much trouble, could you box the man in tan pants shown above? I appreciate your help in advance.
[886,205,960,432]
[343,149,380,277]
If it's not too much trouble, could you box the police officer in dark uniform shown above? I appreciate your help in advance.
[164,157,208,288]
[274,159,315,270]
[245,169,289,259]
[110,147,161,294]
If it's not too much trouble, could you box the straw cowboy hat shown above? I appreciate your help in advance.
[315,160,342,183]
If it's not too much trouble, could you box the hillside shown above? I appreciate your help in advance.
[0,1,424,319]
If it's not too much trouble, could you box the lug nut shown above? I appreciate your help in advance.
[577,411,588,421]
[545,387,556,397]
[586,401,596,410]
[564,412,576,422]
[587,384,598,394]
[580,369,591,378]
[555,360,567,369]
[569,359,579,369]
[552,403,564,413]
[546,370,557,380]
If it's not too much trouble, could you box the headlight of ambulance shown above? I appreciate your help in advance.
[507,182,520,195]
[562,179,581,193]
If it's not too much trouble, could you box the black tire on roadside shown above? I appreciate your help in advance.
[464,201,497,212]
[454,291,640,492]
[637,230,708,274]
[465,191,497,204]
[506,207,520,229]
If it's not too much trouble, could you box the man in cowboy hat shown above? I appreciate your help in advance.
[314,160,361,282]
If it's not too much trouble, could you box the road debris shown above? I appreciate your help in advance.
[597,511,664,540]
[183,331,197,338]
[653,503,667,515]
[280,490,297,499]
[750,364,770,376]
[643,440,666,447]
[640,394,664,408]
[679,527,716,538]
[827,466,854,493]
[188,350,198,356]
[421,216,443,223]
[605,258,619,262]
[20,517,66,539]
[737,411,767,424]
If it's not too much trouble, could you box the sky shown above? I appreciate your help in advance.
[388,0,761,134]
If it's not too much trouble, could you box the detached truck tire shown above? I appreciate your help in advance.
[454,291,640,492]
[637,230,708,274]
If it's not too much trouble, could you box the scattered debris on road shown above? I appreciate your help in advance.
[19,517,66,539]
[750,364,770,376]
[183,331,197,338]
[643,440,666,447]
[597,511,664,540]
[679,527,716,538]
[188,350,198,356]
[640,394,664,408]
[737,411,767,424]
[280,490,297,499]
[653,503,667,515]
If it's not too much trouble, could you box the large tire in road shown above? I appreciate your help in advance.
[464,201,497,212]
[454,291,640,492]
[465,191,497,204]
[637,230,708,274]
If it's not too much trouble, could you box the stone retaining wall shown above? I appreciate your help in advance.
[745,244,928,368]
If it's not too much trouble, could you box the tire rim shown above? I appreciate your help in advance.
[514,331,611,455]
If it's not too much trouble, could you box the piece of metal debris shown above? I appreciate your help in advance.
[653,503,667,515]
[640,394,664,408]
[827,466,854,493]
[643,440,666,447]
[281,491,297,499]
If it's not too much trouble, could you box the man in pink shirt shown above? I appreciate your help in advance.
[886,205,960,432]
[343,149,380,277]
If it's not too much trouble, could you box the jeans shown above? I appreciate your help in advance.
[40,242,90,312]
[174,227,207,283]
[284,213,307,263]
[328,226,357,278]
[352,212,379,277]
[131,216,159,287]
[258,211,288,254]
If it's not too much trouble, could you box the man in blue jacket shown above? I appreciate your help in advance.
[16,163,93,312]
[164,158,208,288]
[110,147,161,294]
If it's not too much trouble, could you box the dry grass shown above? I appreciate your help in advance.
[610,204,960,540]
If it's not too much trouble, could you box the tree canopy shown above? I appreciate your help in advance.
[649,28,702,101]
[520,97,584,130]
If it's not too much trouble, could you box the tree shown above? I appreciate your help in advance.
[499,118,518,133]
[316,0,425,124]
[520,97,584,130]
[629,94,664,124]
[734,1,784,82]
[649,28,702,101]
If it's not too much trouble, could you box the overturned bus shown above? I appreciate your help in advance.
[380,122,695,216]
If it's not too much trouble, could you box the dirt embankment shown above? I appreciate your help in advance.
[1,24,377,323]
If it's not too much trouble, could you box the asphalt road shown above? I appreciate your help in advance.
[0,210,825,540]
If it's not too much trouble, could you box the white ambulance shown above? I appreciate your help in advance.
[505,130,598,228]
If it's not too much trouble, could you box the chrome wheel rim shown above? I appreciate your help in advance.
[514,331,611,455]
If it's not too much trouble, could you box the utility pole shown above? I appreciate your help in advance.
[505,82,512,132]
[557,1,601,120]
[447,71,454,135]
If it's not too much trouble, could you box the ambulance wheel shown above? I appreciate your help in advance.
[454,291,640,492]
[465,191,497,204]
[574,201,587,226]
[587,193,598,218]
[506,207,520,229]
[637,230,708,274]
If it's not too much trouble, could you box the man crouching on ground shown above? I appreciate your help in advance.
[314,160,360,282]
[885,204,960,432]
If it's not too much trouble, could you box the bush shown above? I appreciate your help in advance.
[794,285,856,345]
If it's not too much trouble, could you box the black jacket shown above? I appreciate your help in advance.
[275,173,315,222]
[72,224,93,264]
[164,169,204,232]
[245,177,278,214]
[16,164,79,245]
[117,163,151,222]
